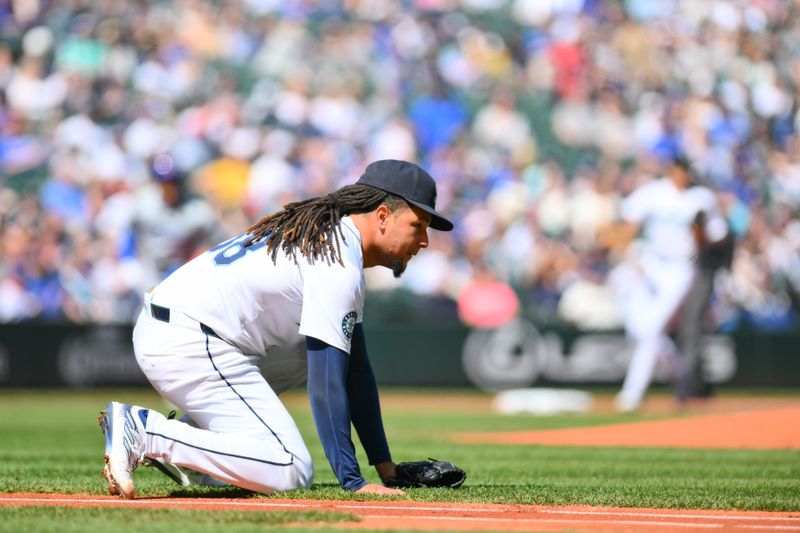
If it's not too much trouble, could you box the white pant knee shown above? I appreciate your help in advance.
[250,452,314,493]
[286,451,315,491]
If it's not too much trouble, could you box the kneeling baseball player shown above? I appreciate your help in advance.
[99,160,466,498]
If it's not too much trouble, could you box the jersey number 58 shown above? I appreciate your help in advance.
[209,234,267,266]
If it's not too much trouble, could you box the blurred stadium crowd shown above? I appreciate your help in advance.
[1,0,799,331]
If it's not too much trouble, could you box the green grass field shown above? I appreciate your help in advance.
[0,388,798,532]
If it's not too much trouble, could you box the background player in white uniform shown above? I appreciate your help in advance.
[99,159,454,498]
[610,157,728,412]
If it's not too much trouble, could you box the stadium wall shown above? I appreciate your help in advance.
[0,320,797,389]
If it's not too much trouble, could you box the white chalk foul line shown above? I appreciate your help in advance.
[360,514,725,529]
[739,527,800,531]
[0,498,726,530]
[1,496,798,530]
[539,508,800,523]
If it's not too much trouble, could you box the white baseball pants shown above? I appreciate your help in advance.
[132,306,314,494]
[614,253,694,408]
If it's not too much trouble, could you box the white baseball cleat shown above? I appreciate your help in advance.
[614,393,642,413]
[98,401,149,499]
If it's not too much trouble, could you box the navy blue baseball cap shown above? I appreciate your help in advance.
[356,159,453,231]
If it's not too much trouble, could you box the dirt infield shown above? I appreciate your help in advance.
[2,493,799,532]
[455,405,800,449]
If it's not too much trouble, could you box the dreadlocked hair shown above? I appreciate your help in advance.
[244,184,406,265]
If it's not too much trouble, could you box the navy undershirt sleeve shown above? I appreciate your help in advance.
[347,323,392,465]
[306,336,366,492]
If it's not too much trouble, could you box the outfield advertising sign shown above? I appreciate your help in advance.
[0,344,9,384]
[461,318,737,391]
[56,327,146,387]
[0,321,796,388]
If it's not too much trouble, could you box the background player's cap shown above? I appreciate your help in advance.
[356,159,454,231]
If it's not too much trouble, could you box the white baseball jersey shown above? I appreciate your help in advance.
[151,216,365,356]
[620,178,725,261]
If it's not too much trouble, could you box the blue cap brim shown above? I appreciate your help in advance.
[407,199,453,232]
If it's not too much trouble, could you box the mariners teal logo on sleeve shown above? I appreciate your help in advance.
[341,311,357,340]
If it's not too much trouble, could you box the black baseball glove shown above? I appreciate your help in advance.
[384,458,466,488]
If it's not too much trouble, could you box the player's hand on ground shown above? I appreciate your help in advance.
[355,483,405,495]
